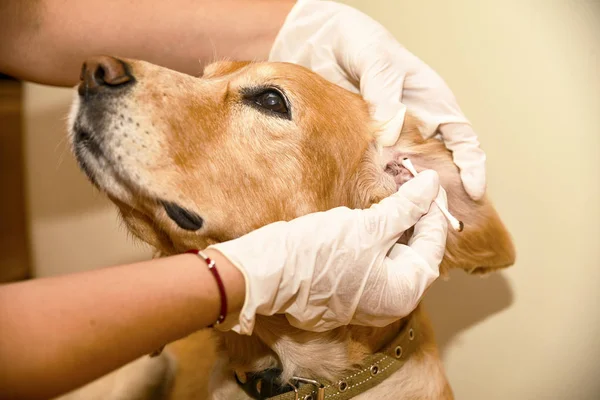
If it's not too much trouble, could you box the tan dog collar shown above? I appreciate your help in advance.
[235,314,421,400]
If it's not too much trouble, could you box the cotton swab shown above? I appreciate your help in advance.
[401,158,464,232]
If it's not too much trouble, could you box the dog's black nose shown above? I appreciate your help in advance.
[78,56,133,96]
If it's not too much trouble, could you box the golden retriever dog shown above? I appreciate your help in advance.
[64,56,515,400]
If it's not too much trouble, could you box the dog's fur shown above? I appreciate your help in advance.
[65,58,515,400]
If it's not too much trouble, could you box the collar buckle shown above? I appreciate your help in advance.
[289,376,324,400]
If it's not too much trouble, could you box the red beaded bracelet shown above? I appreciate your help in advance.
[186,249,228,327]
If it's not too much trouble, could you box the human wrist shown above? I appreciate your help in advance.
[201,248,246,316]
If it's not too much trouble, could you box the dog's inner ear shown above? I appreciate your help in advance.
[358,115,516,277]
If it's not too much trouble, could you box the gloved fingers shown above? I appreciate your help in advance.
[380,196,447,316]
[367,170,440,240]
[458,156,487,201]
[385,187,447,272]
[405,187,448,270]
[439,123,487,200]
[322,6,409,147]
[393,51,471,139]
[371,243,442,320]
[354,52,407,147]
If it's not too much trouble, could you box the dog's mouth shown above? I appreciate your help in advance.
[73,125,104,160]
[72,111,206,238]
[70,87,149,197]
[71,115,149,212]
[71,117,110,190]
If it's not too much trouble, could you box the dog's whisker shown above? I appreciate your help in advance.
[55,137,71,170]
[208,36,218,66]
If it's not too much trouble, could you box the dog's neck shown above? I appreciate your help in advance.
[214,310,409,386]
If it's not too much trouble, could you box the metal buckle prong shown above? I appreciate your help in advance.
[290,376,325,400]
[286,380,300,400]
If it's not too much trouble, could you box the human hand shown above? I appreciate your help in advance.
[208,170,448,334]
[269,0,486,200]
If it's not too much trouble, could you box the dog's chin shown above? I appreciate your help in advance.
[106,193,179,254]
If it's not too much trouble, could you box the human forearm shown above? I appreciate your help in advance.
[0,250,244,400]
[0,0,294,86]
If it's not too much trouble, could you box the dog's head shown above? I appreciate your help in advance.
[69,56,515,274]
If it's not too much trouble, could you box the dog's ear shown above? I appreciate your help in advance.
[361,114,516,276]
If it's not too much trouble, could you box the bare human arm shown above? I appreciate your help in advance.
[0,0,294,86]
[0,249,244,400]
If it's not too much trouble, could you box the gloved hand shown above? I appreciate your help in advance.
[269,0,486,200]
[208,170,448,335]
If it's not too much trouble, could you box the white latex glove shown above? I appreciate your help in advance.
[269,0,486,200]
[208,170,448,335]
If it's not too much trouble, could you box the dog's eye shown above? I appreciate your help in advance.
[161,201,204,231]
[254,91,288,114]
[242,87,291,118]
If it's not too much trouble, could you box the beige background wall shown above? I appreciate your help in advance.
[23,0,599,399]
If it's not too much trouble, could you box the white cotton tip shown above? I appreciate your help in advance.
[401,158,464,233]
[442,208,464,232]
[400,157,419,176]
